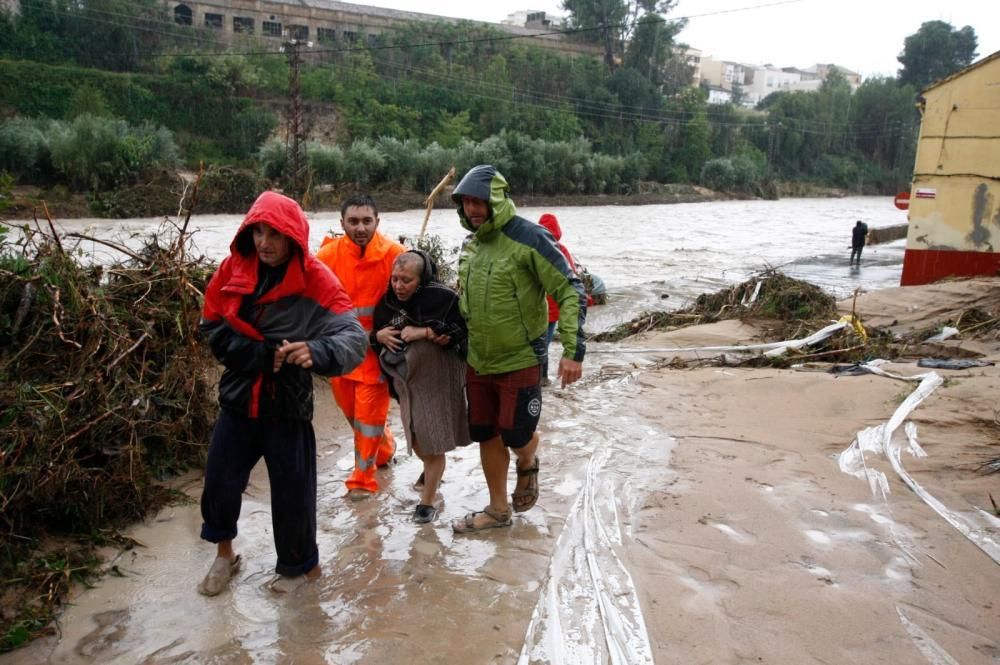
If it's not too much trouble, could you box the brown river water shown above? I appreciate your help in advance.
[5,198,916,664]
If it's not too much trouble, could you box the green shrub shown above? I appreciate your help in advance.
[813,154,859,189]
[731,155,763,193]
[0,118,53,181]
[65,85,110,120]
[308,142,346,185]
[343,139,386,188]
[258,140,288,181]
[48,115,178,191]
[700,158,736,191]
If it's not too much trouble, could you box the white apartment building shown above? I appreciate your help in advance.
[742,65,802,106]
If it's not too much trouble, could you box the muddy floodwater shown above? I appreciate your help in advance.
[6,198,929,664]
[13,196,907,334]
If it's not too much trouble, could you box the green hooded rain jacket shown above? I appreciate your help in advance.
[453,165,587,375]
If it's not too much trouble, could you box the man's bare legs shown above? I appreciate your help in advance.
[469,432,539,528]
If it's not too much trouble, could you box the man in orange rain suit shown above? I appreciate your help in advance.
[316,194,406,500]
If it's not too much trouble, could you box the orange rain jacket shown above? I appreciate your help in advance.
[315,231,406,384]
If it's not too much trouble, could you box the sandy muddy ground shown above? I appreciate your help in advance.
[7,281,1000,664]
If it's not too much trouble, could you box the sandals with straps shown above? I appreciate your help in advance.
[452,506,513,534]
[512,455,540,513]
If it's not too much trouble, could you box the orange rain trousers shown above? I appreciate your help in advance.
[331,377,395,492]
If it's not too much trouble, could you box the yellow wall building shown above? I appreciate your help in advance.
[902,50,1000,285]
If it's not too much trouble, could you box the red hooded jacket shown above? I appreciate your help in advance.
[200,191,367,420]
[539,213,583,323]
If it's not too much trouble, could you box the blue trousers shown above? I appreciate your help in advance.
[200,410,318,576]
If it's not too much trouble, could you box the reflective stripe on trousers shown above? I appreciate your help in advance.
[330,376,395,492]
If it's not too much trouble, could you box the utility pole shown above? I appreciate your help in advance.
[282,36,310,201]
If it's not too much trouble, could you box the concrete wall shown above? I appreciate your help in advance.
[901,51,1000,285]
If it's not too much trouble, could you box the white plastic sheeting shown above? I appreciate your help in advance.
[518,445,654,665]
[590,320,850,357]
[837,361,1000,566]
[924,326,959,342]
[895,607,961,665]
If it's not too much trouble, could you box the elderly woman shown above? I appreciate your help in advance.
[373,250,470,523]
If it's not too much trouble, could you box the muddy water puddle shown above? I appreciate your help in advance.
[8,351,670,665]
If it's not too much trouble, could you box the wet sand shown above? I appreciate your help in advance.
[7,279,1000,664]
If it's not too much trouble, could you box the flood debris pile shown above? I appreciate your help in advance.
[593,271,874,368]
[595,271,836,341]
[0,222,217,651]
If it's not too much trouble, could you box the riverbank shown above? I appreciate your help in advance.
[626,277,1000,663]
[6,180,857,220]
[4,276,997,663]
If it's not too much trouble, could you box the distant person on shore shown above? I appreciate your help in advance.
[197,191,366,596]
[851,220,868,265]
[538,212,589,386]
[316,195,405,501]
[451,165,587,534]
[373,250,470,523]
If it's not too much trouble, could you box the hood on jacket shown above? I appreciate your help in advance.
[232,191,310,262]
[452,164,517,234]
[538,213,562,241]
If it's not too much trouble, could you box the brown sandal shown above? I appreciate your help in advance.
[512,456,539,513]
[452,506,513,534]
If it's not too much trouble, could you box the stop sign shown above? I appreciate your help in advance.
[894,191,910,210]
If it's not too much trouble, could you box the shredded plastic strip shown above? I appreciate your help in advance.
[837,362,1000,565]
[518,446,654,665]
[895,607,961,665]
[589,320,849,356]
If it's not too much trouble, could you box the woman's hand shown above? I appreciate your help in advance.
[376,326,403,351]
[400,325,434,343]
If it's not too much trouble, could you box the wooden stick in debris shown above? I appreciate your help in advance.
[106,332,150,374]
[176,163,204,260]
[40,202,65,255]
[959,317,1000,335]
[65,233,146,264]
[419,167,456,240]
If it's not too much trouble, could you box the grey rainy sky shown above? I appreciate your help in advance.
[349,0,1000,79]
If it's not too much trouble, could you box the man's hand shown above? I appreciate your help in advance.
[557,358,583,388]
[275,339,314,370]
[376,327,403,351]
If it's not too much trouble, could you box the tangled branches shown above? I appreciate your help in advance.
[593,270,837,343]
[0,215,216,650]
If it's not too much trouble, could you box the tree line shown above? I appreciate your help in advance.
[0,0,983,209]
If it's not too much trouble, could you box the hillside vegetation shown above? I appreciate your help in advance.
[0,1,980,215]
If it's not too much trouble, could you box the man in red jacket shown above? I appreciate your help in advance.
[538,213,589,385]
[198,191,366,596]
[316,195,406,500]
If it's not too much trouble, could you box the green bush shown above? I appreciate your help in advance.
[48,115,178,191]
[65,85,110,120]
[258,140,288,181]
[376,137,423,190]
[0,118,53,182]
[731,155,763,193]
[700,158,736,191]
[813,154,859,189]
[308,142,346,185]
[343,139,387,188]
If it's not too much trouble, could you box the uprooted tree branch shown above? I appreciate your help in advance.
[0,209,217,651]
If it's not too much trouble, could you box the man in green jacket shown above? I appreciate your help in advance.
[451,164,587,534]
